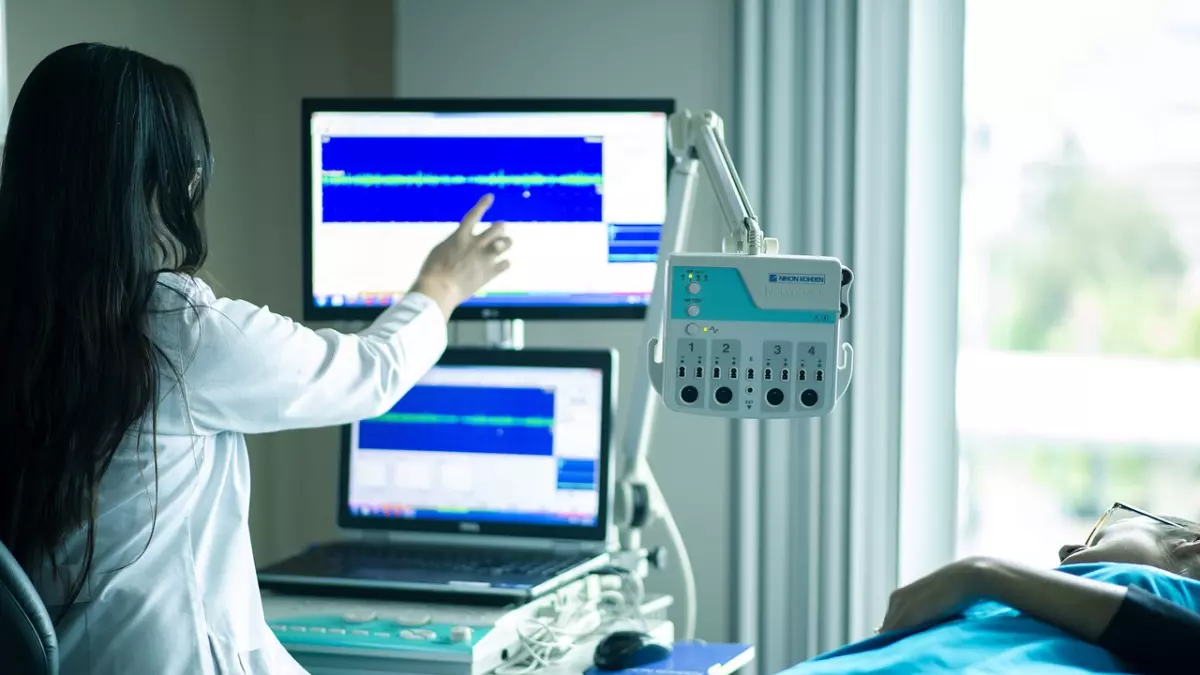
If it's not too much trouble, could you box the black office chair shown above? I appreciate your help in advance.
[0,539,58,675]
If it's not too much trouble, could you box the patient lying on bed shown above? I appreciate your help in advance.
[783,504,1200,674]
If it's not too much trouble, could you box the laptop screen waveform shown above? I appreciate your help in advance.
[372,412,554,428]
[357,384,555,457]
[345,362,607,530]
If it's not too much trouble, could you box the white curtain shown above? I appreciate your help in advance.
[730,1,965,671]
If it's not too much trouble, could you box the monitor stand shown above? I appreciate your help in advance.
[483,319,524,350]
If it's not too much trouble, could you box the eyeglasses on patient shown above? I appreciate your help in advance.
[1085,502,1184,547]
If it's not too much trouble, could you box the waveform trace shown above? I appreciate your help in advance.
[323,170,603,190]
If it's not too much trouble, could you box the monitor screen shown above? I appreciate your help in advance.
[303,99,674,321]
[344,361,608,533]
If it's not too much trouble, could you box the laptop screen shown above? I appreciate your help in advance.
[343,354,610,536]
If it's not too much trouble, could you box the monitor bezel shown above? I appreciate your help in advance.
[302,97,676,322]
[337,347,617,542]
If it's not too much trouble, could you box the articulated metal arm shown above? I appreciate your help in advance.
[669,110,774,255]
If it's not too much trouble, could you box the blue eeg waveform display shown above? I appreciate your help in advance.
[356,383,597,492]
[358,384,556,457]
[320,136,604,223]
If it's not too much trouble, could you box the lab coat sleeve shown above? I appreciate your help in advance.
[173,280,448,435]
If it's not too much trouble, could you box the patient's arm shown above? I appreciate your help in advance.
[980,558,1196,674]
[884,557,1196,674]
[979,557,1124,641]
[881,556,1126,638]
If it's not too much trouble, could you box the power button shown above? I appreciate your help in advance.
[686,323,699,335]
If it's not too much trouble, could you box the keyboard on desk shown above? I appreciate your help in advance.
[257,540,604,600]
[322,542,592,578]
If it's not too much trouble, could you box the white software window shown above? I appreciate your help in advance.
[308,111,665,307]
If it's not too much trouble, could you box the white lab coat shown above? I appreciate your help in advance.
[32,273,447,675]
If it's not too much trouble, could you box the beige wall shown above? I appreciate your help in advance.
[7,0,395,563]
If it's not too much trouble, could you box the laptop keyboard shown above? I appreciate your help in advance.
[322,542,593,578]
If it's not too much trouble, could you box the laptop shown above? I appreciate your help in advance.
[257,347,617,602]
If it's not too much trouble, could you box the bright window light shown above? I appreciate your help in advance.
[957,0,1200,566]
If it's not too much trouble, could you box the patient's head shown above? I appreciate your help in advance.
[1059,512,1200,579]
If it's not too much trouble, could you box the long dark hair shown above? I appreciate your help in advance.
[0,43,213,612]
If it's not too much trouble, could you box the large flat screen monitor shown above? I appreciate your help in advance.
[302,98,674,321]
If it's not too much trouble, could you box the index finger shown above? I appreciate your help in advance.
[457,194,495,238]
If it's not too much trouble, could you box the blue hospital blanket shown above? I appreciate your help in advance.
[780,563,1200,674]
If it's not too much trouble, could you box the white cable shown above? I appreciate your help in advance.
[495,602,598,675]
[837,342,854,402]
[620,570,648,630]
[494,570,649,675]
[646,472,697,641]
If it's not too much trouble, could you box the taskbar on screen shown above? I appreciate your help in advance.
[313,292,651,308]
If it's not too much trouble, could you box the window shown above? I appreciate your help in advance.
[957,0,1200,567]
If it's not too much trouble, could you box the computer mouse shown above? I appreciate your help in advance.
[593,630,672,671]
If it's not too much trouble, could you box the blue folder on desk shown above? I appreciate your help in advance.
[585,643,754,675]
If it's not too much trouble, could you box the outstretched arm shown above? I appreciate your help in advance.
[976,557,1125,640]
[981,558,1199,674]
[165,194,511,435]
[881,557,1198,675]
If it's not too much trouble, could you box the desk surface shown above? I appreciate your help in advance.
[295,619,674,675]
[273,590,675,675]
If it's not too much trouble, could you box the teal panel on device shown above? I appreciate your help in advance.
[671,267,838,323]
[271,616,488,654]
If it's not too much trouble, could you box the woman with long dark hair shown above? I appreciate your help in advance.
[0,43,509,674]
